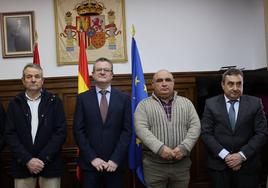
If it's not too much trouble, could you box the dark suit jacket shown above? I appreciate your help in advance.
[73,87,132,171]
[201,94,268,172]
[5,90,67,178]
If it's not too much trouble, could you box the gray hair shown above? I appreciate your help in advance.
[22,63,43,78]
[222,68,243,82]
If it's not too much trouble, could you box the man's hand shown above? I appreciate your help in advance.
[225,153,243,169]
[106,160,118,172]
[26,158,44,174]
[232,164,241,171]
[171,147,184,160]
[160,145,173,160]
[91,158,108,172]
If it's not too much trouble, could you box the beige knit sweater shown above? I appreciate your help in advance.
[134,92,201,160]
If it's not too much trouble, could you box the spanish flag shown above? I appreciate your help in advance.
[78,32,90,94]
[76,32,90,181]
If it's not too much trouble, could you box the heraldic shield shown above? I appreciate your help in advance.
[76,15,106,49]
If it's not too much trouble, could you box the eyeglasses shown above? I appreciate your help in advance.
[154,78,173,83]
[95,68,112,73]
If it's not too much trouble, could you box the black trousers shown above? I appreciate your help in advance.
[82,170,124,188]
[210,168,259,188]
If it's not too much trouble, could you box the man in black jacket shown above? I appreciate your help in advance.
[5,63,67,188]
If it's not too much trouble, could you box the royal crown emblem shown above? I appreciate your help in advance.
[75,0,105,16]
[60,0,122,51]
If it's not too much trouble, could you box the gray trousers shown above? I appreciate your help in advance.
[143,156,191,188]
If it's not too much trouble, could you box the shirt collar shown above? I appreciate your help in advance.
[95,85,111,94]
[152,92,175,104]
[25,92,42,101]
[224,95,240,103]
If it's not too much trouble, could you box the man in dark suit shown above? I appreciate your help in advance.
[5,63,67,188]
[73,57,132,188]
[201,68,268,188]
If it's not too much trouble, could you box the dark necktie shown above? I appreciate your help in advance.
[228,100,237,131]
[100,90,108,123]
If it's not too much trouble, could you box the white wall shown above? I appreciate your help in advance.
[0,0,266,80]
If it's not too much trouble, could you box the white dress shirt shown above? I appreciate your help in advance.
[25,93,41,144]
[95,85,111,106]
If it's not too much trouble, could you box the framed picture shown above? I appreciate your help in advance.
[1,11,35,58]
[54,0,128,65]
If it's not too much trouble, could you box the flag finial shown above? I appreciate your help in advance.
[34,30,38,43]
[131,24,135,37]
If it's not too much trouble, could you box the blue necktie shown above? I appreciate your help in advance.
[228,100,237,131]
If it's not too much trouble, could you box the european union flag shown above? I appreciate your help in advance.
[129,37,147,185]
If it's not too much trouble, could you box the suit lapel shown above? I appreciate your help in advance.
[104,88,117,125]
[234,96,248,132]
[217,95,233,132]
[88,87,104,124]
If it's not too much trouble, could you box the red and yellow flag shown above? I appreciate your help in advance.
[76,32,90,181]
[78,32,90,94]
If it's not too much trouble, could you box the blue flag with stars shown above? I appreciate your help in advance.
[129,37,147,185]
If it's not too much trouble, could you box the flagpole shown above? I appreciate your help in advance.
[34,30,38,43]
[131,24,136,188]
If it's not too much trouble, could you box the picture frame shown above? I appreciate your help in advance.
[54,0,128,65]
[1,11,35,58]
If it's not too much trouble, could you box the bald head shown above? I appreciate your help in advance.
[153,70,174,82]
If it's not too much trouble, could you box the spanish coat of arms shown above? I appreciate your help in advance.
[55,0,127,65]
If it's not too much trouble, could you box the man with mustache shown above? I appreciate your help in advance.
[135,69,201,188]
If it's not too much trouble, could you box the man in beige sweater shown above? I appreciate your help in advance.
[134,70,201,188]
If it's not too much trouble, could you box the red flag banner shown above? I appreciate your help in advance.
[78,32,90,94]
[33,42,40,65]
[33,31,40,65]
[76,32,90,181]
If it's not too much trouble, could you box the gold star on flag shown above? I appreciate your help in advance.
[144,84,147,93]
[136,138,141,145]
[135,76,140,86]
